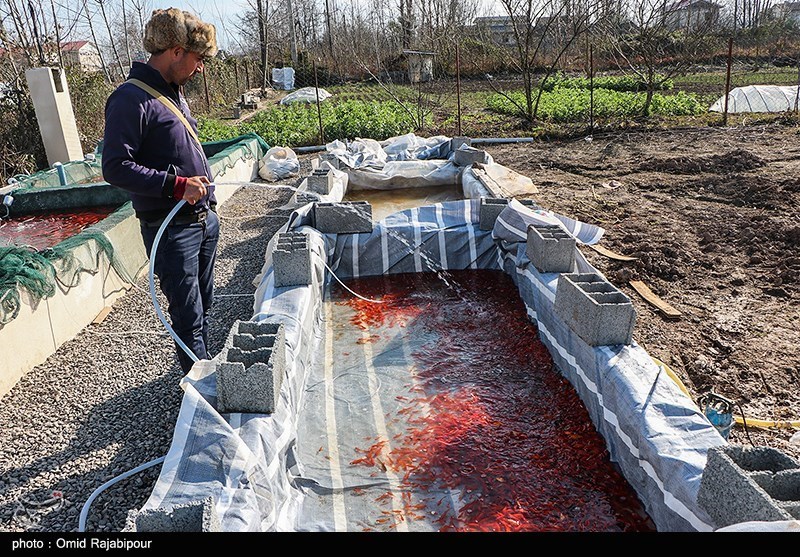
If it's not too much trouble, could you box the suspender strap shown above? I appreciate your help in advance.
[127,78,202,149]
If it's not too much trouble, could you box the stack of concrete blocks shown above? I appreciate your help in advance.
[478,197,540,231]
[453,145,489,167]
[698,445,800,529]
[124,497,220,532]
[554,272,636,346]
[216,320,286,415]
[450,136,471,152]
[314,201,373,234]
[306,167,334,196]
[526,223,576,273]
[272,232,314,287]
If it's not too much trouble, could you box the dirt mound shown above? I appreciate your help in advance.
[640,148,766,174]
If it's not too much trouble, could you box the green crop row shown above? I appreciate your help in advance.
[197,99,419,146]
[541,74,674,92]
[487,87,705,121]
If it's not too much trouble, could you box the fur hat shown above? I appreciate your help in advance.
[143,8,218,58]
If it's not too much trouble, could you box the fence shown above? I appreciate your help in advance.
[2,30,800,184]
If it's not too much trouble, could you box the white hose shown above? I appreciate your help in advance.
[78,200,198,532]
[78,456,166,532]
[148,199,199,364]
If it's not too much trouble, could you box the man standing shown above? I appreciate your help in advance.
[102,8,219,373]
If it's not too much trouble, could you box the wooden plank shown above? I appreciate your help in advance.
[629,280,682,320]
[92,306,113,325]
[472,163,539,198]
[588,244,637,261]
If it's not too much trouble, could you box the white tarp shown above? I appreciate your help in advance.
[279,87,332,105]
[709,85,800,113]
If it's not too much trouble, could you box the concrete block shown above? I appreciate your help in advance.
[294,191,319,205]
[306,168,333,195]
[478,197,539,231]
[454,146,489,167]
[217,322,286,414]
[526,224,576,273]
[130,497,220,532]
[318,152,341,170]
[314,201,373,234]
[554,272,636,346]
[698,445,800,529]
[450,136,471,151]
[272,232,312,287]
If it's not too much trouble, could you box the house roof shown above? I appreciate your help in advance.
[60,40,90,52]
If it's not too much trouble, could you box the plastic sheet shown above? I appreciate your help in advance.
[279,87,332,105]
[141,194,724,532]
[709,85,800,113]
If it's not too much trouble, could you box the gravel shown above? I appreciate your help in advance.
[0,167,309,533]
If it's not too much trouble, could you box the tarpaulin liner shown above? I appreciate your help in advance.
[139,186,726,531]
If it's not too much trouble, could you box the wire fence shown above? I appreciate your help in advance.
[2,31,800,184]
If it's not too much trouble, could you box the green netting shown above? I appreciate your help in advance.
[0,204,142,325]
[12,159,104,192]
[205,133,270,178]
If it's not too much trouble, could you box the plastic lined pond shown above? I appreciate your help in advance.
[297,269,655,532]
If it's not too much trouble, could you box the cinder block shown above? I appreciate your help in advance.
[129,497,220,532]
[450,136,471,151]
[306,168,333,195]
[478,197,540,231]
[698,445,800,529]
[272,232,312,287]
[554,272,636,346]
[294,191,319,205]
[318,152,341,170]
[314,201,373,234]
[454,146,488,166]
[217,322,286,414]
[526,223,576,273]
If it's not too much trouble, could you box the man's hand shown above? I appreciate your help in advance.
[182,176,211,205]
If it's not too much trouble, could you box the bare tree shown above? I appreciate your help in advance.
[82,0,112,83]
[95,0,125,79]
[600,0,721,116]
[477,0,598,122]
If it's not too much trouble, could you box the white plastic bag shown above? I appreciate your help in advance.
[258,146,300,182]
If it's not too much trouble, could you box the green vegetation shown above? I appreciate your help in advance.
[541,74,674,92]
[487,88,706,121]
[198,99,418,146]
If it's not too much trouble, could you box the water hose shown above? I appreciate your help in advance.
[148,199,200,364]
[79,199,200,531]
[78,456,165,532]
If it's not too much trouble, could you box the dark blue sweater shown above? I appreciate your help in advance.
[102,62,216,220]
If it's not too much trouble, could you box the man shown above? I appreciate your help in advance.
[102,8,219,373]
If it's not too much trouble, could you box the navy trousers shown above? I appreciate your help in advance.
[140,210,219,373]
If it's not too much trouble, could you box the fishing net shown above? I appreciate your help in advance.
[0,205,142,325]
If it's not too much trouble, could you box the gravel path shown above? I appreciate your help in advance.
[0,174,305,533]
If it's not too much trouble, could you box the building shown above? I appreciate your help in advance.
[474,16,517,46]
[60,41,103,73]
[770,2,800,24]
[664,0,721,32]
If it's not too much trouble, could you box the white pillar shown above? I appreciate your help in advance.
[25,67,84,166]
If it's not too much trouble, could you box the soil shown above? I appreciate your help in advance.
[481,121,800,460]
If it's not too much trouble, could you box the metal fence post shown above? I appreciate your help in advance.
[723,37,733,126]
